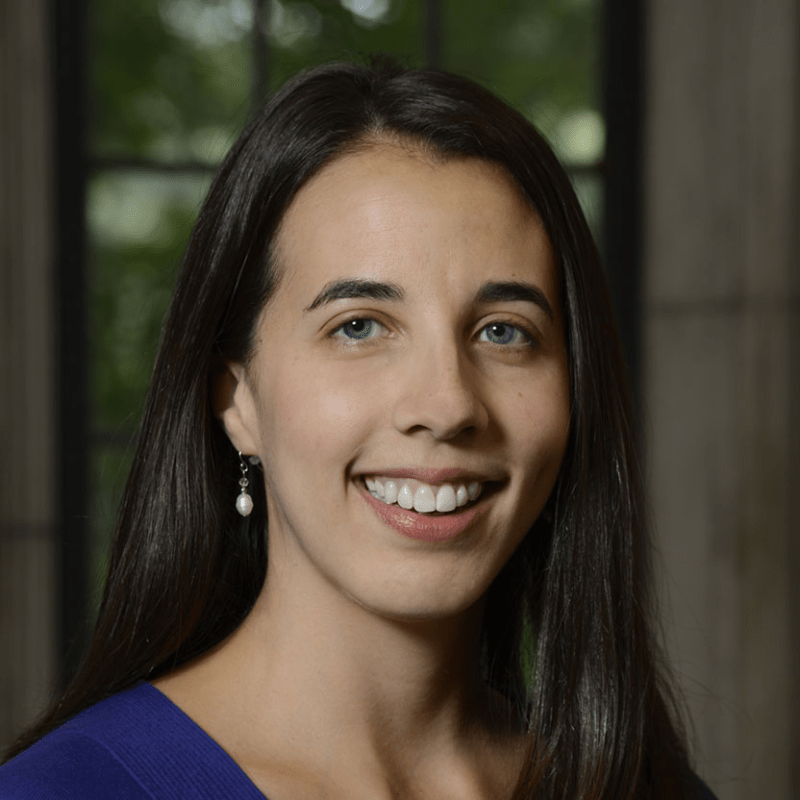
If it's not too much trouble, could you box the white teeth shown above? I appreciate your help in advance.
[366,477,385,498]
[413,485,436,513]
[397,483,414,509]
[435,484,457,513]
[383,480,398,504]
[366,477,486,514]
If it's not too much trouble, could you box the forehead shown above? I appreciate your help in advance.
[279,143,535,236]
[271,144,556,301]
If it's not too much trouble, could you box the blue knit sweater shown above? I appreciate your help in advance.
[0,682,718,799]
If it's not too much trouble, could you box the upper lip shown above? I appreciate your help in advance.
[357,467,500,484]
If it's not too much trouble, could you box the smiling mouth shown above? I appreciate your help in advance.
[362,476,489,515]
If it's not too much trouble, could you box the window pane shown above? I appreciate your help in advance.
[265,0,425,88]
[443,0,600,151]
[88,171,212,431]
[444,0,598,105]
[91,0,252,161]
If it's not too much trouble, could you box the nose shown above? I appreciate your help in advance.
[391,339,489,441]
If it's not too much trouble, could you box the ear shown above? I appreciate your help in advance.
[212,362,261,456]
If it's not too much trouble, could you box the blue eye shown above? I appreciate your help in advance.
[333,318,381,340]
[479,323,530,346]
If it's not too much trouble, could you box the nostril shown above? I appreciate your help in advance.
[391,351,489,439]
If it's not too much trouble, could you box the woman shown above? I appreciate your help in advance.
[1,59,715,799]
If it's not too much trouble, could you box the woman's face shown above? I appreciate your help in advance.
[220,144,570,620]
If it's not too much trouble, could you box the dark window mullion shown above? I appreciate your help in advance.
[53,0,91,685]
[602,0,644,405]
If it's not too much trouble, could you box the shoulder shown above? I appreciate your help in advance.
[0,728,150,799]
[0,684,159,799]
[0,683,266,800]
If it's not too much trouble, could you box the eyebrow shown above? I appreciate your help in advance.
[475,281,555,321]
[304,277,554,321]
[304,278,405,311]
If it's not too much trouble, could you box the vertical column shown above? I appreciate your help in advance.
[0,0,57,752]
[644,1,800,798]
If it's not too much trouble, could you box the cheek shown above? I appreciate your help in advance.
[506,374,571,474]
[261,358,382,469]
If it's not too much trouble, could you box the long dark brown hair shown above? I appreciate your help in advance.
[6,58,694,798]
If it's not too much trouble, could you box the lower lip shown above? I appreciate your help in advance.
[359,484,482,543]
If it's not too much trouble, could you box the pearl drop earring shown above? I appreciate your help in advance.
[236,451,254,516]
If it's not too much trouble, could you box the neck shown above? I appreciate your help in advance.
[153,545,523,798]
[236,560,490,741]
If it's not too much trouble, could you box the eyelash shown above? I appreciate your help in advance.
[330,317,536,348]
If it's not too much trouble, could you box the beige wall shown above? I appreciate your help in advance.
[645,1,800,798]
[0,0,57,752]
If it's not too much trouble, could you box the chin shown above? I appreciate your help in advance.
[339,568,494,626]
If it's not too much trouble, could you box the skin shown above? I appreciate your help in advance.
[155,144,571,800]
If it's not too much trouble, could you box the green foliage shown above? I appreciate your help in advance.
[90,0,598,160]
[88,171,212,430]
[262,0,426,91]
[91,0,252,159]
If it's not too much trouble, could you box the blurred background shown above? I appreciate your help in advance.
[0,1,797,798]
